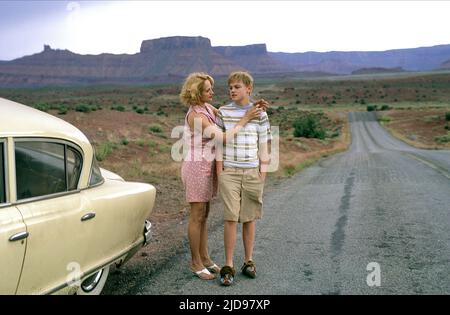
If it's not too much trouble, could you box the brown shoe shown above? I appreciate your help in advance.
[220,266,235,286]
[241,260,256,278]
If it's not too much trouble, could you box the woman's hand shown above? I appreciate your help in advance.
[253,98,269,112]
[244,106,263,122]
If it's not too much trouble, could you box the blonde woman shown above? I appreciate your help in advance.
[179,72,267,280]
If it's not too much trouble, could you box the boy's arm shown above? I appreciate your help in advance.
[216,143,223,176]
[258,112,272,180]
[258,141,270,180]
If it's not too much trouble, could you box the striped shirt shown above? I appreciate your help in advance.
[216,102,271,168]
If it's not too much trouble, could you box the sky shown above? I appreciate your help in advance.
[1,0,450,61]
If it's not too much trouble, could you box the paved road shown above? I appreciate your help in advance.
[105,112,450,294]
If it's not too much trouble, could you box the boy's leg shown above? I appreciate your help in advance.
[224,220,237,267]
[242,220,256,263]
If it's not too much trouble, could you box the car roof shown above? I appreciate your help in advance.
[0,97,91,152]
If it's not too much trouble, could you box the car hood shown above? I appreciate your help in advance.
[100,168,124,181]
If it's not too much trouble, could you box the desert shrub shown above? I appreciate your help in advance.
[58,106,68,115]
[380,105,390,111]
[435,132,450,143]
[95,142,115,161]
[111,105,125,112]
[135,108,144,114]
[75,104,91,113]
[293,114,326,139]
[149,124,163,133]
[445,112,450,121]
[34,103,50,112]
[367,105,377,112]
[378,116,391,124]
[121,139,129,145]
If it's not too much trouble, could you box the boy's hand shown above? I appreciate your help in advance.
[253,98,269,112]
[259,171,267,181]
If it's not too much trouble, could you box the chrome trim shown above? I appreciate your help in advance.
[144,220,152,245]
[0,139,8,205]
[0,202,13,209]
[13,189,81,206]
[80,269,104,292]
[81,212,96,221]
[9,231,29,242]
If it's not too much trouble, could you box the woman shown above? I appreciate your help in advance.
[179,72,266,280]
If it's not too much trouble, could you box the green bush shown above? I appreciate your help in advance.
[95,142,115,161]
[111,105,125,112]
[75,104,91,113]
[149,124,163,133]
[58,106,68,115]
[34,103,50,112]
[367,105,377,112]
[293,114,326,139]
[445,112,450,121]
[435,132,450,143]
[380,105,391,111]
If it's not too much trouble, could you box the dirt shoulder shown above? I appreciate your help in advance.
[376,108,450,150]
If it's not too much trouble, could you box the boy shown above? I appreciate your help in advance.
[215,71,271,286]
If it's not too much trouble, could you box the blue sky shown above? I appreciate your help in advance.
[1,1,450,61]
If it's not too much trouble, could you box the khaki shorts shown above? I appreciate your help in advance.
[218,167,265,223]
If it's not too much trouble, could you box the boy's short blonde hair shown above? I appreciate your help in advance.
[228,71,253,88]
[180,72,214,106]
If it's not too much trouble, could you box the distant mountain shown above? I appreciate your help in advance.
[351,67,406,75]
[1,36,450,87]
[439,59,450,70]
[270,45,450,74]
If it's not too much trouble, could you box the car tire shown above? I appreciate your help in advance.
[76,265,110,295]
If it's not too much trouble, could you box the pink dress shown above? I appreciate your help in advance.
[181,104,218,203]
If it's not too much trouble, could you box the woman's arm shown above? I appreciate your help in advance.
[188,107,262,144]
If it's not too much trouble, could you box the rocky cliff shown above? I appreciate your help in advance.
[1,36,450,87]
[0,36,267,86]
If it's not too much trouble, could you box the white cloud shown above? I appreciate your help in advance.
[1,0,450,60]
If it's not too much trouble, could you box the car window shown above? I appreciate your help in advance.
[0,142,5,203]
[15,141,66,200]
[89,156,104,186]
[67,146,82,190]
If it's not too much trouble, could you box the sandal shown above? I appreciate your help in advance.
[191,268,216,280]
[220,266,235,286]
[241,260,256,278]
[206,263,220,274]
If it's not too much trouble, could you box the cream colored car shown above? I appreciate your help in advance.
[0,98,156,295]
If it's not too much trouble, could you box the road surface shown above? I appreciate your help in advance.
[104,112,450,295]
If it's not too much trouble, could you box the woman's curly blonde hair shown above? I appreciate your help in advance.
[179,72,214,106]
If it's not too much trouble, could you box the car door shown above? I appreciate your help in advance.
[13,139,94,294]
[0,140,27,294]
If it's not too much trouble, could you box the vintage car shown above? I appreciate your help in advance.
[0,98,156,295]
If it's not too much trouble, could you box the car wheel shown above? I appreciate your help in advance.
[76,265,110,295]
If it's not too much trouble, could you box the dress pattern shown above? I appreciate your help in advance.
[181,104,218,202]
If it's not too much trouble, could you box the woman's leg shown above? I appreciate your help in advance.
[188,202,207,271]
[199,202,213,266]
